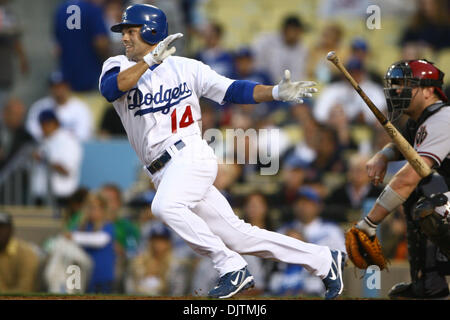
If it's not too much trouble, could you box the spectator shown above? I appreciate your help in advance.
[270,154,308,223]
[54,0,111,127]
[347,37,383,85]
[243,192,274,231]
[380,209,408,260]
[98,104,126,137]
[26,71,94,142]
[195,22,234,78]
[401,42,430,61]
[0,97,34,170]
[128,189,158,244]
[272,187,345,296]
[286,123,348,188]
[104,0,125,56]
[232,47,272,85]
[313,58,386,126]
[324,153,383,223]
[307,23,344,84]
[70,192,116,293]
[54,0,110,93]
[0,0,29,111]
[231,47,274,118]
[0,212,39,293]
[241,192,274,295]
[199,99,220,135]
[307,125,348,186]
[127,222,188,296]
[64,187,90,231]
[279,187,346,251]
[400,0,450,52]
[100,184,140,258]
[253,15,309,83]
[285,104,321,164]
[30,110,83,207]
[43,232,93,294]
[100,183,140,292]
[213,163,242,204]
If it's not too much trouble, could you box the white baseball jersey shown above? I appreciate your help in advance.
[99,55,233,165]
[98,53,333,283]
[413,106,450,167]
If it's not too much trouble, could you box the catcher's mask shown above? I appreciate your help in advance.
[384,59,447,122]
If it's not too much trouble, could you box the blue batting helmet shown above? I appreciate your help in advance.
[111,4,168,45]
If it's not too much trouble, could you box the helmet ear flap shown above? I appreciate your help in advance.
[140,24,153,44]
[140,22,168,45]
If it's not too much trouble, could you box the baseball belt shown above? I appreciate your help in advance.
[147,140,185,174]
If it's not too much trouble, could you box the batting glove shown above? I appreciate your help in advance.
[272,70,318,104]
[143,33,183,66]
[355,216,378,238]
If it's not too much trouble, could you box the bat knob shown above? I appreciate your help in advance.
[327,51,336,61]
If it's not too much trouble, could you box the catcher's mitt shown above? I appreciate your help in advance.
[345,225,388,270]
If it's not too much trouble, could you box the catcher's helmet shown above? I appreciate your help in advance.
[384,59,448,121]
[111,4,168,45]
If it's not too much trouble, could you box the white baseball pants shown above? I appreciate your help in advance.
[147,134,332,278]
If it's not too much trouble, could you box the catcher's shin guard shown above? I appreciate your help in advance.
[403,206,449,297]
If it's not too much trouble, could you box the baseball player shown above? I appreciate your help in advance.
[356,59,450,299]
[99,4,345,299]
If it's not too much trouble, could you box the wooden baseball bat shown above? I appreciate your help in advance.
[326,51,431,178]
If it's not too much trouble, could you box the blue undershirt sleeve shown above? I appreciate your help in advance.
[100,67,126,102]
[223,80,259,104]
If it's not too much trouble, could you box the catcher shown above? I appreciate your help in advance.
[347,59,450,299]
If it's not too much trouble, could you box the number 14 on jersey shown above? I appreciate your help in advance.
[171,105,194,133]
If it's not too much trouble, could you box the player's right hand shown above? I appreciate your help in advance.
[143,33,183,66]
[366,152,388,186]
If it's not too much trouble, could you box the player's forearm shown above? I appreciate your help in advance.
[117,61,149,92]
[253,85,275,103]
[378,142,401,162]
[368,163,424,224]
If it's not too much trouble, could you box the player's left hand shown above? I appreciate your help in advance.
[345,222,387,270]
[273,70,318,103]
[143,33,184,66]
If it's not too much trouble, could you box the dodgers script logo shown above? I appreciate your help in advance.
[127,82,192,116]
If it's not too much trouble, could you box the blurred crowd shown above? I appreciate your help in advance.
[1,0,450,296]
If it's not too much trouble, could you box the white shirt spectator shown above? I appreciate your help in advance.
[313,78,386,125]
[31,128,82,198]
[26,96,93,142]
[252,32,309,83]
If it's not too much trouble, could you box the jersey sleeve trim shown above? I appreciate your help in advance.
[418,151,442,166]
[100,67,126,102]
[223,80,259,104]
